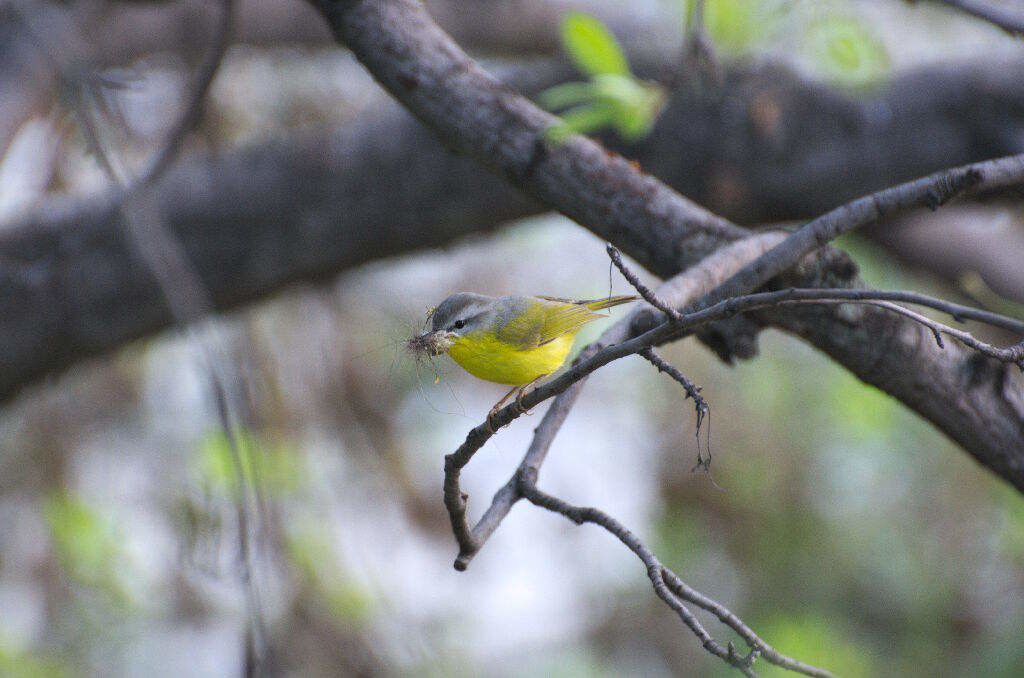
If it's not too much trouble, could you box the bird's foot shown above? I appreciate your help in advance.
[486,404,504,433]
[514,386,535,416]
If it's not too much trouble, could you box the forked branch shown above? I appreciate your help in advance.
[307,0,1024,673]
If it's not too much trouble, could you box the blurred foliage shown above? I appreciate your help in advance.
[828,370,897,440]
[286,527,375,626]
[559,12,630,78]
[649,233,1024,677]
[654,506,705,574]
[957,271,1024,321]
[805,16,890,87]
[540,12,665,142]
[197,428,303,498]
[683,1,890,87]
[752,614,875,677]
[997,484,1024,564]
[686,0,787,54]
[516,648,617,678]
[0,8,1019,670]
[0,643,66,678]
[43,492,131,608]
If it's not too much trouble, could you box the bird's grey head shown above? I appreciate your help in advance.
[406,293,497,357]
[430,293,495,335]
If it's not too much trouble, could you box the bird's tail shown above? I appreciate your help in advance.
[581,294,638,311]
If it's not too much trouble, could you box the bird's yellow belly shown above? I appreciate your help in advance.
[448,332,574,385]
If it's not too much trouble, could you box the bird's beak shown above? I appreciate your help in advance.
[406,330,454,357]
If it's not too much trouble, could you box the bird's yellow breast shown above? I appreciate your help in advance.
[448,331,575,385]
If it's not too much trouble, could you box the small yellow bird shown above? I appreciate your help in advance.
[409,293,636,420]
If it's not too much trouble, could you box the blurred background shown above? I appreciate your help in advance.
[1,1,1023,676]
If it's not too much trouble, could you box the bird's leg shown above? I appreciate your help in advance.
[514,374,547,416]
[487,385,519,433]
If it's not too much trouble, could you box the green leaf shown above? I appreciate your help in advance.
[591,74,665,141]
[544,103,620,144]
[560,12,630,77]
[542,20,664,143]
[806,16,890,87]
[589,73,645,103]
[537,81,599,111]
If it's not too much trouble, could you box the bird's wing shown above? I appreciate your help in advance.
[537,294,637,311]
[496,298,598,349]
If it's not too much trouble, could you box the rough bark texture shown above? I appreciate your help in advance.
[0,112,534,400]
[310,0,1024,487]
[2,0,1023,487]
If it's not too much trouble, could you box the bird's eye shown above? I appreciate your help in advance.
[452,319,466,330]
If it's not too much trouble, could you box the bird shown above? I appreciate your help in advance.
[408,292,636,426]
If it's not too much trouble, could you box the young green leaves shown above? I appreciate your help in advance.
[540,12,666,144]
[806,16,890,88]
[685,0,890,88]
[560,12,631,77]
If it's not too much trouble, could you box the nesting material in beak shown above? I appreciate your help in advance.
[406,331,453,357]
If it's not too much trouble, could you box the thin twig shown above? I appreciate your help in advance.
[449,234,788,570]
[19,1,270,669]
[638,347,713,473]
[443,235,1022,674]
[443,284,1023,564]
[607,244,681,320]
[311,0,1024,672]
[446,283,1024,489]
[519,479,835,678]
[133,0,235,191]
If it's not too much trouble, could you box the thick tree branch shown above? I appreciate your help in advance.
[867,205,1024,304]
[308,14,1023,670]
[0,106,535,402]
[1,2,1022,489]
[0,0,662,153]
[444,276,1024,563]
[4,50,1024,402]
[310,0,1024,487]
[444,241,1021,673]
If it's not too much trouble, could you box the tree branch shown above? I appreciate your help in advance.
[5,49,1024,403]
[445,244,1021,672]
[450,234,786,570]
[933,0,1024,34]
[2,1,1022,490]
[444,271,1024,572]
[309,2,1024,669]
[866,205,1024,304]
[450,234,838,675]
[520,482,835,678]
[310,0,1024,486]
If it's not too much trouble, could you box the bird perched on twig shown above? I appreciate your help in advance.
[408,293,636,428]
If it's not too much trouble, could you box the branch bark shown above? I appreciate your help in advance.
[866,205,1024,304]
[2,2,1023,480]
[309,1,1024,670]
[3,54,1023,386]
[308,0,1024,488]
